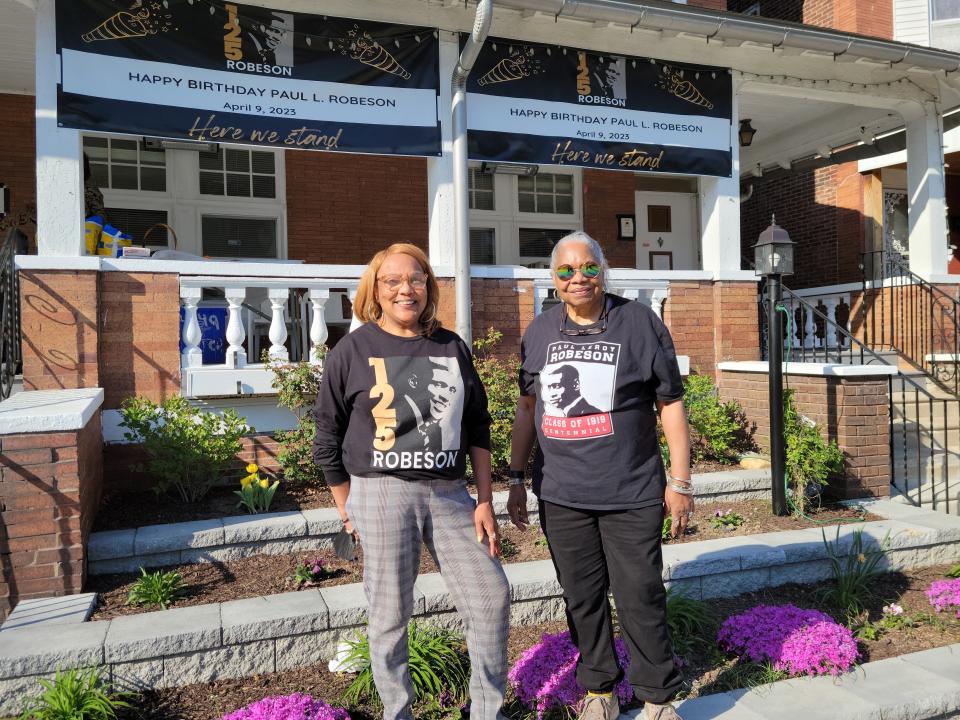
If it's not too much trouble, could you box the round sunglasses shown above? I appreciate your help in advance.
[554,262,601,281]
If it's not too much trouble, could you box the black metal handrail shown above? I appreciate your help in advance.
[0,228,24,400]
[860,250,960,395]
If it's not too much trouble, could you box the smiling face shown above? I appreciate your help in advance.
[375,252,428,336]
[553,241,604,315]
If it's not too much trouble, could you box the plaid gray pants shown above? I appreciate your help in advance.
[346,475,510,720]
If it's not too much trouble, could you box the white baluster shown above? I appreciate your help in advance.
[825,298,839,348]
[267,288,289,362]
[180,286,203,368]
[651,288,667,320]
[803,304,816,349]
[308,288,330,364]
[534,285,550,315]
[224,286,247,369]
[619,287,642,302]
[790,303,802,348]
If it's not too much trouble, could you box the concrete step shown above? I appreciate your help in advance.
[1,499,958,712]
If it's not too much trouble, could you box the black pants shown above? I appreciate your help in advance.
[540,500,682,704]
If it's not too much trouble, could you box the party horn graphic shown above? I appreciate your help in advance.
[338,27,411,79]
[477,51,541,86]
[657,65,714,110]
[82,10,150,42]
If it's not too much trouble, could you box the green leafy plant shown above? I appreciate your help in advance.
[661,515,673,541]
[292,556,334,587]
[666,587,715,657]
[783,390,844,515]
[947,564,960,579]
[710,510,745,530]
[119,395,249,502]
[266,348,327,485]
[234,463,280,514]
[683,374,744,463]
[534,532,549,548]
[126,567,185,610]
[499,536,519,560]
[19,667,129,720]
[473,329,521,472]
[819,526,889,616]
[341,623,470,707]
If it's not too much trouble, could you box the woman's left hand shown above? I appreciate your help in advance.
[664,488,695,539]
[474,500,501,558]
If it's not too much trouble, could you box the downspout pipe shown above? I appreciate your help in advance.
[452,0,492,344]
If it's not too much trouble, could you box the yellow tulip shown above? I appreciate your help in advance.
[259,479,270,489]
[246,463,259,474]
[241,476,253,488]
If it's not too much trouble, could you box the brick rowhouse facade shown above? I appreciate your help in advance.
[0,93,37,249]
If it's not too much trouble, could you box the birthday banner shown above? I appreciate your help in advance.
[55,1,441,157]
[467,38,733,177]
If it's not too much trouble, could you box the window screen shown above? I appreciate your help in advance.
[469,168,495,211]
[104,208,170,247]
[518,173,574,214]
[933,0,960,20]
[201,216,278,258]
[519,228,570,258]
[470,228,496,264]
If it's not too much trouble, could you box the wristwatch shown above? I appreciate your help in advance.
[508,469,526,487]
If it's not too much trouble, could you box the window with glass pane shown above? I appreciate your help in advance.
[519,228,571,258]
[201,216,277,258]
[933,0,960,20]
[468,168,495,210]
[82,135,166,192]
[470,228,496,264]
[518,173,574,215]
[199,147,277,199]
[104,208,169,247]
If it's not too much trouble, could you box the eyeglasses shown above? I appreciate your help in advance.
[555,262,601,281]
[560,303,609,336]
[377,273,428,291]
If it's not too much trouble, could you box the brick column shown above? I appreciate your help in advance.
[717,364,891,500]
[0,390,105,621]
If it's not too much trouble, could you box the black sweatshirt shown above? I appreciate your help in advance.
[312,323,492,485]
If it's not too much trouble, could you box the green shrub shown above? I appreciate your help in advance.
[126,568,185,610]
[20,666,128,720]
[266,348,327,485]
[119,395,249,502]
[472,329,521,472]
[341,623,470,707]
[784,390,844,515]
[683,375,743,463]
[819,526,889,616]
[666,587,715,657]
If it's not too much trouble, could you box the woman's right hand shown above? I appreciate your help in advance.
[507,485,529,530]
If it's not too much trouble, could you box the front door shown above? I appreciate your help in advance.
[634,192,698,271]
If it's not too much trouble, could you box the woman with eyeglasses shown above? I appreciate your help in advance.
[312,243,509,720]
[507,231,692,720]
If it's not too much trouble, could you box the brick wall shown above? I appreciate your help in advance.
[687,0,727,11]
[286,151,429,265]
[726,0,892,37]
[718,370,891,499]
[0,416,104,620]
[0,93,37,248]
[582,170,637,268]
[20,271,100,392]
[437,278,536,358]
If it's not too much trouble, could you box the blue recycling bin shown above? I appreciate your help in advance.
[179,306,228,365]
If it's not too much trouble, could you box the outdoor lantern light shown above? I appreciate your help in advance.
[752,215,794,277]
[738,118,757,147]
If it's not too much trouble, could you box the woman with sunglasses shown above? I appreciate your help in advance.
[507,231,692,720]
[313,243,509,720]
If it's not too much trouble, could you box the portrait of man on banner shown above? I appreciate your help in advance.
[243,9,294,67]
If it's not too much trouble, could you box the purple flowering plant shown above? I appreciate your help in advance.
[508,631,632,719]
[926,578,960,619]
[221,694,350,720]
[717,604,859,677]
[293,556,333,587]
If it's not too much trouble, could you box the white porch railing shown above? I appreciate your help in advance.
[784,283,855,350]
[179,276,359,398]
[534,279,669,317]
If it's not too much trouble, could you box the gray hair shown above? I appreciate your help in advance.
[550,231,609,290]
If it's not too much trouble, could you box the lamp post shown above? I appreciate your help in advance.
[753,215,795,517]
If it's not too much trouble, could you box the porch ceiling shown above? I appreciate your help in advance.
[0,1,35,95]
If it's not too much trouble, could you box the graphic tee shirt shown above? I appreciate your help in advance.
[312,323,491,486]
[519,294,684,510]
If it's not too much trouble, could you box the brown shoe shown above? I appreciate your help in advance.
[644,702,683,720]
[576,693,620,720]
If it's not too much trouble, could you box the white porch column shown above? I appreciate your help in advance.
[36,0,84,256]
[427,31,459,267]
[699,78,742,273]
[180,286,203,368]
[904,101,949,279]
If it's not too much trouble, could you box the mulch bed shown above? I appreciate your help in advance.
[92,461,745,533]
[88,499,877,620]
[114,563,960,720]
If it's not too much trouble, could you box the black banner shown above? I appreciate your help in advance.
[467,38,732,176]
[56,1,441,157]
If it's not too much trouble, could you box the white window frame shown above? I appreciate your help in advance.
[468,164,582,266]
[83,132,287,258]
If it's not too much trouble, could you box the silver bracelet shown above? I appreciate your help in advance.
[668,481,694,495]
